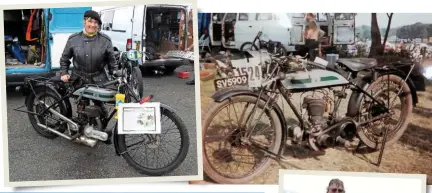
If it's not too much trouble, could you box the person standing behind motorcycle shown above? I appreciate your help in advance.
[304,13,325,61]
[59,10,118,119]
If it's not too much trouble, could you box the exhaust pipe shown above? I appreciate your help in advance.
[37,101,99,148]
[36,123,98,148]
[38,100,79,131]
[72,136,98,148]
[37,123,73,140]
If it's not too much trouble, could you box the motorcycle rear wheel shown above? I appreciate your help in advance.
[26,88,68,139]
[357,74,413,149]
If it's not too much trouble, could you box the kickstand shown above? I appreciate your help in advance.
[376,126,389,167]
[353,126,389,167]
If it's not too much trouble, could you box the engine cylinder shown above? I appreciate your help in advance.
[303,96,326,117]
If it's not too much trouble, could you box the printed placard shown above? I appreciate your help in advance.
[233,63,263,88]
[117,102,161,134]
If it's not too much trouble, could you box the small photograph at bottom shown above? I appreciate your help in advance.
[279,170,427,193]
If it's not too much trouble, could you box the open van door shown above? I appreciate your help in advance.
[220,13,237,48]
[209,13,224,46]
[333,13,355,45]
[48,7,91,70]
[289,13,307,45]
[132,5,146,62]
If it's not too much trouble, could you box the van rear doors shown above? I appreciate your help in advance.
[48,7,91,70]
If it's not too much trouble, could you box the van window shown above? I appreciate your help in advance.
[112,7,133,32]
[256,13,272,21]
[225,13,236,22]
[317,13,328,22]
[291,13,305,18]
[238,13,255,21]
[101,10,114,30]
[334,13,354,20]
[212,13,225,22]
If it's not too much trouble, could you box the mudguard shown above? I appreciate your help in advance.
[211,87,288,155]
[23,80,73,118]
[376,69,419,106]
[346,69,418,118]
[113,103,177,156]
[346,75,371,118]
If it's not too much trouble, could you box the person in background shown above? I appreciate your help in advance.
[59,10,118,139]
[326,178,345,193]
[304,13,325,61]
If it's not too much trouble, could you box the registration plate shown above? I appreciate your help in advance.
[213,75,249,91]
[166,50,194,61]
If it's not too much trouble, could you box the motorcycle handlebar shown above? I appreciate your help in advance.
[101,79,119,87]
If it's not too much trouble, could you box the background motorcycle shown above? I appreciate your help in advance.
[239,29,288,56]
[105,50,144,100]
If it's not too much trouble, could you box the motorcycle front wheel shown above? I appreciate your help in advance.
[202,95,283,184]
[128,66,144,99]
[116,106,190,176]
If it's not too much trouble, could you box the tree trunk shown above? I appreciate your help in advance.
[369,13,382,57]
[380,13,394,53]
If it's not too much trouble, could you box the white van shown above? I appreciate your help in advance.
[208,13,355,52]
[99,4,193,73]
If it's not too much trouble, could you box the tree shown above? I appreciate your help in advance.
[369,13,382,57]
[369,13,394,57]
[380,13,394,53]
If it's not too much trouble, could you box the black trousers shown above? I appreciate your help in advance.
[305,39,319,61]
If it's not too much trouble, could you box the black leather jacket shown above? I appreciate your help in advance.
[59,31,117,76]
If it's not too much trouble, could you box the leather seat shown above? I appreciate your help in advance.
[338,58,378,72]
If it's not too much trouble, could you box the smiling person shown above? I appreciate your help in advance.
[59,10,118,127]
[326,179,345,193]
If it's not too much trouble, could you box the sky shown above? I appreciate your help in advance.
[282,173,424,193]
[355,13,432,28]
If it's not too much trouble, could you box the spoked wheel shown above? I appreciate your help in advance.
[26,89,68,139]
[202,95,282,184]
[116,106,190,176]
[357,74,413,149]
[128,66,144,99]
[240,42,259,52]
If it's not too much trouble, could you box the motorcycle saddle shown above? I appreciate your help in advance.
[338,58,378,72]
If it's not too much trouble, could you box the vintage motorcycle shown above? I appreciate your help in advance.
[105,50,144,100]
[239,30,288,56]
[202,51,415,183]
[15,50,190,176]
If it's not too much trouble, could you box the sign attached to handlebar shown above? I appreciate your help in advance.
[231,62,263,88]
[117,102,162,134]
[314,57,329,67]
[125,50,142,61]
[166,50,194,61]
